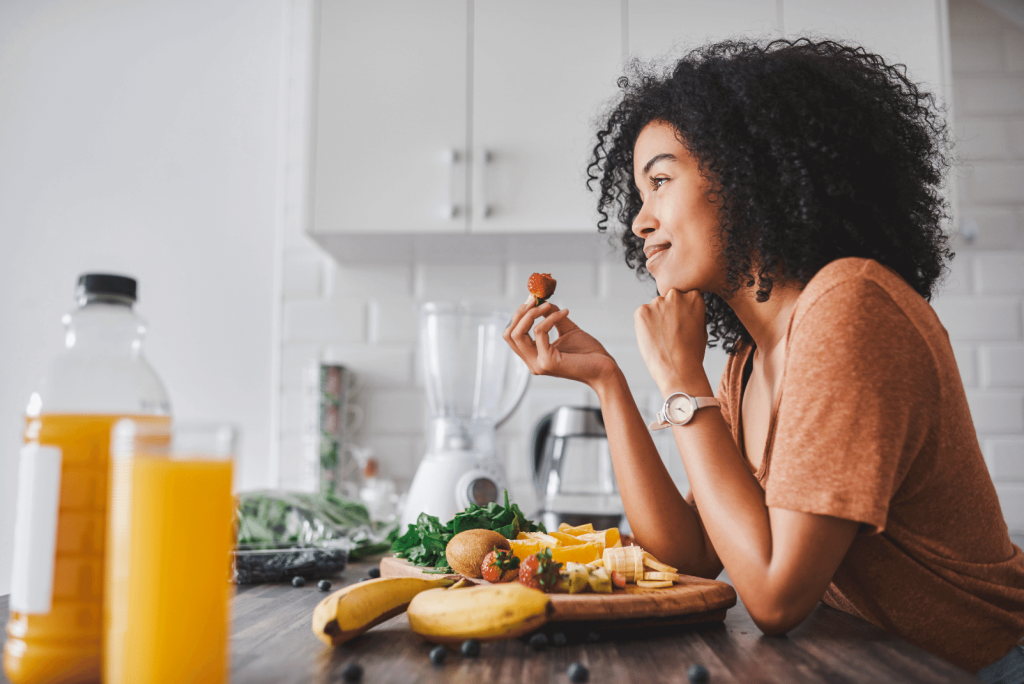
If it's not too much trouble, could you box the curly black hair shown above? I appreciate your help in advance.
[587,38,954,353]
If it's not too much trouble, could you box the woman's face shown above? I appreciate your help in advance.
[631,120,726,296]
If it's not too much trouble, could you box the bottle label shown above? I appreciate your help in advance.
[10,444,63,614]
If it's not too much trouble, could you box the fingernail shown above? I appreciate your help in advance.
[524,294,535,306]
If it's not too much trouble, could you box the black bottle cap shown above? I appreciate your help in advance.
[77,273,137,301]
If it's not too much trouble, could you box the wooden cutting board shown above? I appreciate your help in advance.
[379,556,737,626]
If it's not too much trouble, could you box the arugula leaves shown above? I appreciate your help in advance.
[391,491,545,572]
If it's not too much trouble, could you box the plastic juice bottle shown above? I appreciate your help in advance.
[3,274,171,684]
[104,422,235,684]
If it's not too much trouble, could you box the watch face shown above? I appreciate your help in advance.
[667,394,694,424]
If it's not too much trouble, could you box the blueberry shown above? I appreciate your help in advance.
[368,567,381,579]
[291,575,306,587]
[568,662,590,683]
[552,632,567,647]
[528,632,548,651]
[460,639,480,657]
[341,662,363,682]
[317,579,332,592]
[687,664,710,683]
[429,645,447,665]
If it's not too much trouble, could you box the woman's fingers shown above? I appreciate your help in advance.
[534,309,570,368]
[507,302,561,374]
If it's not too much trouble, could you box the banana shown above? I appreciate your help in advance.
[407,582,552,644]
[642,552,678,574]
[603,546,645,582]
[312,576,453,647]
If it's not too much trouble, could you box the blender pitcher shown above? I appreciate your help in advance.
[400,302,530,530]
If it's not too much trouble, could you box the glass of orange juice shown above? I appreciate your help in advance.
[104,420,237,684]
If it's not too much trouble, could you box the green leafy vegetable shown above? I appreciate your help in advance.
[391,490,545,571]
[236,490,395,560]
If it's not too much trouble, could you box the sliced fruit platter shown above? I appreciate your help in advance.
[312,495,736,648]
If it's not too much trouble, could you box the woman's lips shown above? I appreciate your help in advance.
[645,244,669,269]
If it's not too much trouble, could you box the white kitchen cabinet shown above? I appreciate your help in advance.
[308,0,950,262]
[784,0,948,94]
[628,0,780,61]
[312,0,622,242]
[313,0,468,234]
[471,0,622,234]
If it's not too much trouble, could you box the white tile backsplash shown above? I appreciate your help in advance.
[951,343,979,387]
[966,390,1024,433]
[966,163,1024,204]
[956,78,1024,115]
[988,439,1024,481]
[285,299,366,343]
[414,263,506,300]
[329,263,413,299]
[981,345,1024,387]
[932,296,1022,340]
[321,345,415,388]
[976,253,1024,294]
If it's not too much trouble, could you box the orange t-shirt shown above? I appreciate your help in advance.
[716,257,1024,672]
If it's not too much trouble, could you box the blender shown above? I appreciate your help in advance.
[401,302,530,530]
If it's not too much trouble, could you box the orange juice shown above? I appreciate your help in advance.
[104,454,234,684]
[3,414,167,684]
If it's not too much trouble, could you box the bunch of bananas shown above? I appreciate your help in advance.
[312,576,552,646]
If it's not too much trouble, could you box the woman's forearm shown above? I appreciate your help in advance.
[591,368,719,576]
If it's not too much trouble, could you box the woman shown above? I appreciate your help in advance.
[504,39,1024,680]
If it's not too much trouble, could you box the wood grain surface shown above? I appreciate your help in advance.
[0,555,991,684]
[380,555,737,624]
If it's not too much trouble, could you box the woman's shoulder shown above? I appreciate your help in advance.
[791,257,936,337]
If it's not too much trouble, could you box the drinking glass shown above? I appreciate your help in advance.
[104,421,237,684]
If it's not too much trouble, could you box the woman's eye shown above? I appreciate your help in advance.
[651,177,668,190]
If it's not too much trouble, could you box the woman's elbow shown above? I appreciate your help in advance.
[746,600,813,636]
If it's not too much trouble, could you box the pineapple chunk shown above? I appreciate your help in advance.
[523,531,561,548]
[577,527,621,549]
[557,522,595,535]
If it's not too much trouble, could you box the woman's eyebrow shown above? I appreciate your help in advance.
[642,153,676,174]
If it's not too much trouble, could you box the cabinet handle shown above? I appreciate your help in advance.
[480,149,493,218]
[441,148,460,219]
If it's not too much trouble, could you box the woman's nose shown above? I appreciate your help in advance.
[631,200,657,238]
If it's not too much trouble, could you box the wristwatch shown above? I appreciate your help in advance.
[648,392,721,430]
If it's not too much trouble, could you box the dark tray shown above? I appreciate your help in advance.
[232,546,349,584]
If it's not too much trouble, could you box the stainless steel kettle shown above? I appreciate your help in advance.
[531,406,623,531]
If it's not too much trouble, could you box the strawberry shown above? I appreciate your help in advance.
[527,273,557,306]
[518,548,562,592]
[481,548,520,583]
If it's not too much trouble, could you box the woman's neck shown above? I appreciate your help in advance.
[727,282,802,359]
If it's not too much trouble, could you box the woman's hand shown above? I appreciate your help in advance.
[634,289,711,395]
[504,297,618,388]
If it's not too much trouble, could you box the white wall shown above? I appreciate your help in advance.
[937,0,1024,533]
[0,0,286,594]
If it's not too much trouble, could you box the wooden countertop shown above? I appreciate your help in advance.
[0,555,984,684]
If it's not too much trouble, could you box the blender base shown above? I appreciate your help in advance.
[400,450,509,531]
